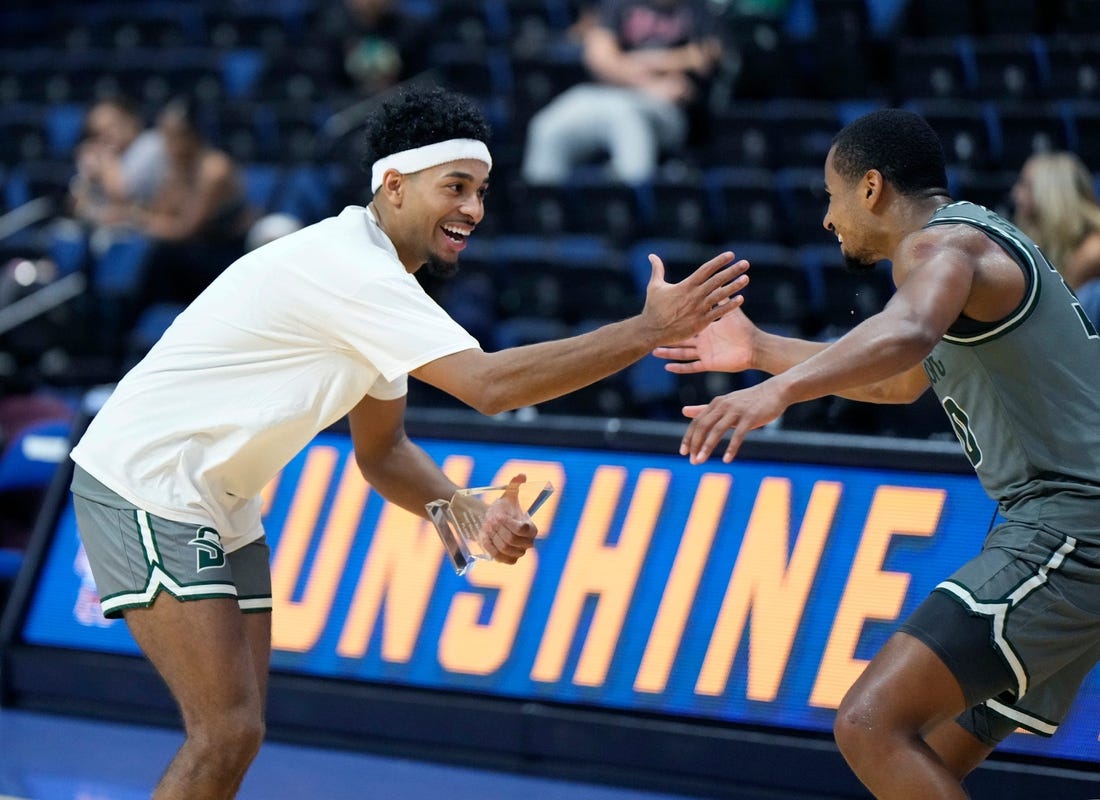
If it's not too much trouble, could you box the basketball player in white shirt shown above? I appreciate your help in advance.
[67,85,749,798]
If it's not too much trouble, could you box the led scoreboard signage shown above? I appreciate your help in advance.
[16,425,1100,770]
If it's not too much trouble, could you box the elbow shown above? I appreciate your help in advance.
[859,377,928,405]
[466,387,512,417]
[450,359,517,416]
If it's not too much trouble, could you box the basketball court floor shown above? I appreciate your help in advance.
[0,705,762,800]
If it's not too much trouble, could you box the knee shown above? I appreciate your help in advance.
[221,706,265,763]
[833,689,887,767]
[189,704,265,767]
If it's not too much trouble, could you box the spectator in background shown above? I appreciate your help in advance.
[135,96,257,308]
[521,0,723,186]
[68,95,167,250]
[1012,151,1100,324]
[311,0,435,186]
[314,0,432,99]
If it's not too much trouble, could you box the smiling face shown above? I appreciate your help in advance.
[822,146,879,274]
[387,158,489,276]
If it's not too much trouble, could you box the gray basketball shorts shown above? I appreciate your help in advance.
[71,483,273,620]
[899,521,1100,744]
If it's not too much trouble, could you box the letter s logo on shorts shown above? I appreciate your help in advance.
[189,527,227,571]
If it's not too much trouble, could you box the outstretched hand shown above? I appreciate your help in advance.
[679,382,789,465]
[478,473,538,564]
[642,251,749,345]
[653,306,759,375]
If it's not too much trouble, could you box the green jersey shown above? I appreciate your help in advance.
[920,201,1100,541]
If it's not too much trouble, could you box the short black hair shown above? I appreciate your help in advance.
[92,93,142,119]
[831,109,949,197]
[360,85,492,172]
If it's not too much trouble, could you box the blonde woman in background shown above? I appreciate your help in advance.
[1012,151,1100,290]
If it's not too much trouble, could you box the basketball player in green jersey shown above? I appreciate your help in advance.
[653,108,1100,798]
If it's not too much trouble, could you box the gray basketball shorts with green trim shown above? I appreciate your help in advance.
[901,521,1100,743]
[70,466,272,619]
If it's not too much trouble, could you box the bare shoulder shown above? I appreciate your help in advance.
[898,222,1000,263]
[893,220,1024,320]
[892,224,981,288]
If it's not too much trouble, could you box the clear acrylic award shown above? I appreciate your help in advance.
[428,481,554,575]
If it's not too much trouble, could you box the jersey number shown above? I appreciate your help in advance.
[942,396,983,468]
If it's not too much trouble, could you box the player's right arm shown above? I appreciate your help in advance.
[653,307,931,404]
[412,251,749,415]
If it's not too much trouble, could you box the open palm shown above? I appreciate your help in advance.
[652,307,758,374]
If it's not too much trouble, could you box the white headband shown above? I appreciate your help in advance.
[370,138,492,193]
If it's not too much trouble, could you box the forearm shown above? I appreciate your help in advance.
[358,436,461,520]
[471,316,657,414]
[627,44,709,75]
[587,54,657,88]
[767,315,937,407]
[584,30,665,88]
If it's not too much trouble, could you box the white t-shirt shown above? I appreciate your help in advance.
[121,130,167,204]
[71,206,480,551]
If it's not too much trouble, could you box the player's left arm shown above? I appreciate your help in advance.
[347,393,537,563]
[347,392,460,519]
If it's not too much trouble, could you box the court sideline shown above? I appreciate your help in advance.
[0,705,821,800]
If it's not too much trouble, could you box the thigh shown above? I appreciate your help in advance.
[534,85,639,137]
[923,524,1100,740]
[124,594,264,725]
[839,630,969,735]
[937,527,1100,706]
[227,541,273,700]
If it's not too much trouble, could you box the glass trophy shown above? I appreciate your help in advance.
[428,481,554,575]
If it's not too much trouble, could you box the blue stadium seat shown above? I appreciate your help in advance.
[0,417,71,492]
[720,241,817,333]
[277,165,335,223]
[637,177,715,244]
[774,167,835,247]
[500,0,577,55]
[428,43,513,101]
[993,101,1072,170]
[0,112,48,166]
[0,547,21,581]
[968,36,1046,102]
[1045,36,1100,101]
[953,167,1018,218]
[93,234,151,300]
[509,46,588,131]
[43,103,85,159]
[705,103,776,170]
[126,302,185,363]
[894,37,973,101]
[242,163,284,213]
[492,316,571,349]
[905,98,998,169]
[801,243,895,337]
[221,49,267,100]
[705,167,781,243]
[1066,101,1100,169]
[48,227,89,277]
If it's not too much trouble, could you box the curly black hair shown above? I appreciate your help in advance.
[360,85,492,172]
[831,109,949,198]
